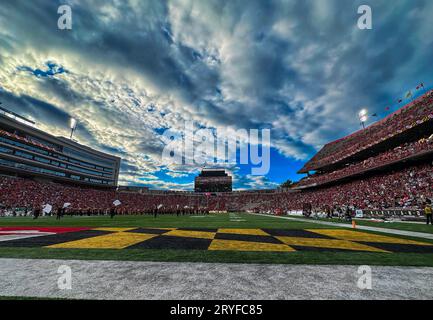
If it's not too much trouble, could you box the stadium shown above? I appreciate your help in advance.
[1,90,432,300]
[1,0,433,304]
[1,91,432,216]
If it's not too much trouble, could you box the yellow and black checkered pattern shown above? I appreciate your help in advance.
[41,227,433,253]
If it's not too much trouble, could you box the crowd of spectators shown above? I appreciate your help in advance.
[301,91,433,172]
[0,128,58,153]
[297,136,433,188]
[0,176,211,216]
[254,162,432,212]
[1,160,431,216]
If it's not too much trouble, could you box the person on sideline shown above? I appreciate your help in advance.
[33,207,41,220]
[425,200,432,225]
[56,207,62,220]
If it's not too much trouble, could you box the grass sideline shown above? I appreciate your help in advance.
[1,213,433,266]
[0,247,433,267]
[0,213,338,229]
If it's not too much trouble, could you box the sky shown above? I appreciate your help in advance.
[0,0,432,190]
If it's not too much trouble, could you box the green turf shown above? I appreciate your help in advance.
[0,213,340,229]
[1,213,433,266]
[352,219,433,234]
[0,247,432,267]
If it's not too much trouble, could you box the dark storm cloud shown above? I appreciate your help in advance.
[34,76,85,104]
[0,90,69,127]
[0,89,114,155]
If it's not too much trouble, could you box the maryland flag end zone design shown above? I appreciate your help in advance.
[1,227,432,253]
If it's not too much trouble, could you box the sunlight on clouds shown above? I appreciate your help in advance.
[1,0,432,189]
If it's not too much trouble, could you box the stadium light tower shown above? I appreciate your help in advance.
[358,109,368,129]
[69,117,77,139]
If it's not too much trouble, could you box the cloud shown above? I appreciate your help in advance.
[0,0,432,189]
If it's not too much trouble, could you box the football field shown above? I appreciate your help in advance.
[1,213,433,266]
[2,213,433,300]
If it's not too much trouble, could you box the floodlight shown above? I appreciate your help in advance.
[70,118,77,130]
[69,118,77,139]
[358,109,368,117]
[358,109,368,129]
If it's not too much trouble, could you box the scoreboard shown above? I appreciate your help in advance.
[194,169,232,193]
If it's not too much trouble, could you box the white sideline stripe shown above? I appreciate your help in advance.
[0,231,54,235]
[0,234,48,242]
[250,213,433,240]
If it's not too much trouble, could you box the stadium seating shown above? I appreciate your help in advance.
[297,136,433,188]
[299,91,433,172]
[0,129,58,153]
[1,160,431,215]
